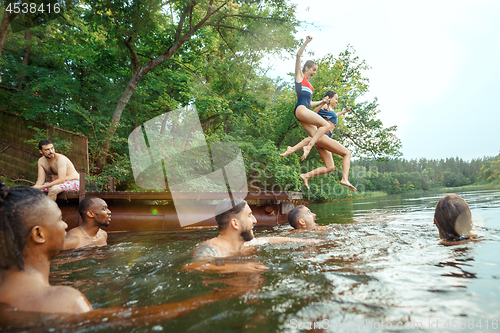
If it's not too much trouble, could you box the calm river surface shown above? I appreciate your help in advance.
[28,188,500,332]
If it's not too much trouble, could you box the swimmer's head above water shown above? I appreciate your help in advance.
[215,197,256,241]
[0,180,66,270]
[288,205,318,229]
[434,193,474,244]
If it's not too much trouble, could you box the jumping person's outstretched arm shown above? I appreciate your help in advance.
[311,98,330,109]
[312,99,330,113]
[336,106,352,117]
[295,36,313,83]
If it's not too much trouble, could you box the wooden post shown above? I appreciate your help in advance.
[78,172,86,225]
[110,177,115,192]
[79,172,85,202]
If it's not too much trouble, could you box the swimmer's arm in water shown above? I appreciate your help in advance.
[257,237,321,244]
[184,261,268,273]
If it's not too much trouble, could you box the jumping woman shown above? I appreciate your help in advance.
[293,36,331,161]
[281,91,357,192]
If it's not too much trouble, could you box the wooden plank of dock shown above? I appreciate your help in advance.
[58,190,303,201]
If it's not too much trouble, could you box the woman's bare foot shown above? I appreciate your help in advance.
[300,174,310,189]
[301,145,312,161]
[279,146,294,157]
[340,180,357,191]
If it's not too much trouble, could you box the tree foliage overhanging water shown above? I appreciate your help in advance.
[1,1,498,199]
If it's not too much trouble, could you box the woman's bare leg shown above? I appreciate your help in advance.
[300,148,335,189]
[295,106,330,161]
[279,137,312,157]
[316,138,356,191]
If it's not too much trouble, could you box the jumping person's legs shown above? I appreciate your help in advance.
[299,148,335,189]
[317,138,356,191]
[279,137,312,157]
[295,106,329,161]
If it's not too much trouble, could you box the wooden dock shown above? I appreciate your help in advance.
[57,174,303,231]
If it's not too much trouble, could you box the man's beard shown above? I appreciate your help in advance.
[240,230,254,242]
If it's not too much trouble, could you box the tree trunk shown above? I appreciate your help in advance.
[0,11,18,58]
[22,28,31,65]
[96,2,216,171]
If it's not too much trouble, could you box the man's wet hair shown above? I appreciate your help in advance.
[288,205,306,229]
[78,197,99,219]
[38,140,52,151]
[214,198,247,231]
[434,193,472,241]
[0,180,48,270]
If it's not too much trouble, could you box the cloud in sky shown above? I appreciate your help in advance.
[268,0,500,160]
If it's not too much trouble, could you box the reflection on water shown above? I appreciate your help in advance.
[13,189,500,332]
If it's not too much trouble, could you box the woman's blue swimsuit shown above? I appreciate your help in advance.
[317,108,338,125]
[294,77,314,118]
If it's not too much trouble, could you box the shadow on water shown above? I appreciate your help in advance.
[3,188,500,332]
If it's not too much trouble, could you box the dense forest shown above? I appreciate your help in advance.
[1,0,498,200]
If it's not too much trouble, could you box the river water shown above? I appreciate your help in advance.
[11,188,500,332]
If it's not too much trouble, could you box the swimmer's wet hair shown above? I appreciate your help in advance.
[288,205,306,229]
[215,198,247,231]
[434,193,472,241]
[78,197,99,218]
[38,139,52,151]
[0,179,48,270]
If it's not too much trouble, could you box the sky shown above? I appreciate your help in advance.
[267,0,500,161]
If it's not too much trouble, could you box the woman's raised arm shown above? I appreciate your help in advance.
[295,36,313,82]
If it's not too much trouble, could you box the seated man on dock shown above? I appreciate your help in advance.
[32,140,80,201]
[193,198,320,259]
[64,197,111,250]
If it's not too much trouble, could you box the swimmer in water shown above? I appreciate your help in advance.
[193,198,320,259]
[63,197,111,250]
[0,181,268,326]
[0,182,92,313]
[288,205,318,229]
[281,90,357,191]
[292,36,332,161]
[434,193,476,245]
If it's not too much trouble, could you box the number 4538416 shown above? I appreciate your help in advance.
[5,2,61,14]
[444,319,498,329]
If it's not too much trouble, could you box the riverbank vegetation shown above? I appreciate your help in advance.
[1,1,498,201]
[0,0,399,192]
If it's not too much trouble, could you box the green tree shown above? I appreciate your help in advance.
[479,154,500,182]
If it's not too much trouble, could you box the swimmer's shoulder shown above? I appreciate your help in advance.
[97,228,108,242]
[63,228,83,250]
[194,240,220,258]
[44,285,92,313]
